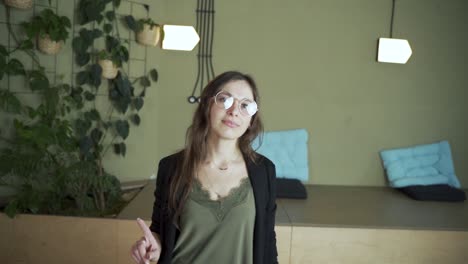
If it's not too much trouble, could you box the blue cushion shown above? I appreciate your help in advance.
[252,129,308,181]
[380,141,461,188]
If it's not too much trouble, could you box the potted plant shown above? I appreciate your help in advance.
[4,0,33,9]
[0,82,124,217]
[96,36,129,79]
[22,8,71,55]
[98,50,119,79]
[96,39,128,79]
[136,18,161,46]
[125,16,161,47]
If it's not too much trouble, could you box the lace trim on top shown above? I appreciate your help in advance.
[191,177,251,222]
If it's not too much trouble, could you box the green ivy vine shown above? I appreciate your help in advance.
[72,0,158,160]
[0,0,159,217]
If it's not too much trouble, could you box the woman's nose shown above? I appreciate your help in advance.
[226,99,240,115]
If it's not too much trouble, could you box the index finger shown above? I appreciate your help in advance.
[137,218,155,243]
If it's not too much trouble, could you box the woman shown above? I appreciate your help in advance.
[131,71,278,264]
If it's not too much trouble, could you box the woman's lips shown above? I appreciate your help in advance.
[222,120,239,128]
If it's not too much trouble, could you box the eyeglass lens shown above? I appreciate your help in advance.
[215,92,258,116]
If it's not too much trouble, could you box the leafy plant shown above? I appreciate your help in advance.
[0,46,23,114]
[0,0,150,217]
[21,8,71,42]
[66,1,159,219]
[0,84,122,217]
[0,44,49,115]
[73,0,158,162]
[73,28,103,67]
[1,38,85,217]
[77,0,118,25]
[97,36,129,67]
[125,15,160,32]
[0,46,123,217]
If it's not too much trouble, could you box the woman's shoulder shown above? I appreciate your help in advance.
[252,152,275,169]
[158,150,184,168]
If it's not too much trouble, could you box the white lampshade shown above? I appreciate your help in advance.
[161,25,200,51]
[377,38,413,64]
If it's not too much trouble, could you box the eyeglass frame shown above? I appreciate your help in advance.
[212,90,259,117]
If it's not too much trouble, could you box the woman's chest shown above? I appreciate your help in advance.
[197,164,249,200]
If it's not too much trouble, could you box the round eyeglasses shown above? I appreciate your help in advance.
[213,91,258,117]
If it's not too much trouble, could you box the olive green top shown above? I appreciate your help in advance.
[172,177,255,264]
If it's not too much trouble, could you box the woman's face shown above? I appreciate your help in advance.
[208,80,256,141]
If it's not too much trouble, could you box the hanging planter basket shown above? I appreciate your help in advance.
[4,0,33,9]
[136,24,161,46]
[37,34,63,55]
[98,59,119,79]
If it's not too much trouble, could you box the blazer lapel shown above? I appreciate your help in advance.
[245,156,266,264]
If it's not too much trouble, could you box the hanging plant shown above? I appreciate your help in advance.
[137,23,161,47]
[4,0,33,9]
[77,0,119,25]
[95,35,129,79]
[97,51,118,79]
[21,8,71,55]
[72,28,104,67]
[125,16,161,47]
[37,34,62,55]
[101,36,129,68]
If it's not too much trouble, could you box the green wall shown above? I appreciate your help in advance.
[151,0,468,187]
[1,0,467,187]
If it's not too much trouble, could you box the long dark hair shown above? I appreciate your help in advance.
[168,71,264,226]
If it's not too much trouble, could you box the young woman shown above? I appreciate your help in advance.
[131,71,278,264]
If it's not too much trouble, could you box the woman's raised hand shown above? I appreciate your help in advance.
[131,218,161,264]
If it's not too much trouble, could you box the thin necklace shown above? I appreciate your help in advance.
[213,161,229,171]
[210,154,241,171]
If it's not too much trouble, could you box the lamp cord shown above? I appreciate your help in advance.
[189,0,215,103]
[390,0,395,38]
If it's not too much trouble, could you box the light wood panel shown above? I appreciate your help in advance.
[276,225,292,264]
[290,226,468,264]
[3,213,468,264]
[13,214,119,264]
[0,213,14,261]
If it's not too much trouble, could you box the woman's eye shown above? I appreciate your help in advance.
[218,94,231,102]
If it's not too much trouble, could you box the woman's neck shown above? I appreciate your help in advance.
[205,137,242,169]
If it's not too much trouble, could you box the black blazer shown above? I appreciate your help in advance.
[149,152,278,264]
